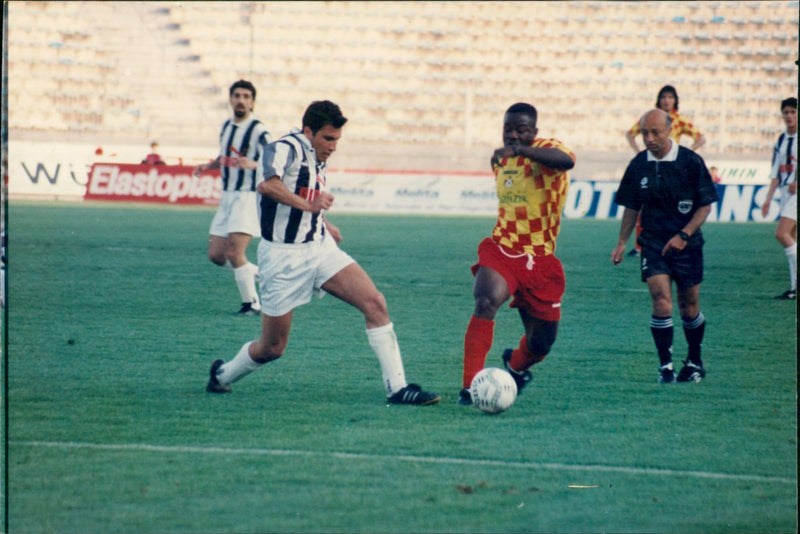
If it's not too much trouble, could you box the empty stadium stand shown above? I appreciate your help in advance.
[7,0,799,167]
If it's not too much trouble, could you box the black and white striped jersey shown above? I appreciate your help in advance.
[217,116,271,192]
[258,128,327,243]
[770,131,797,186]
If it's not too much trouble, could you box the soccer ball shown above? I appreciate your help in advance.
[470,367,518,414]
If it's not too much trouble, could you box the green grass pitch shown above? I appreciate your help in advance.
[3,201,797,533]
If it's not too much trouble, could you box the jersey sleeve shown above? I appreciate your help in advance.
[691,153,719,207]
[253,127,272,161]
[531,138,576,176]
[260,140,297,183]
[256,124,273,147]
[614,158,644,210]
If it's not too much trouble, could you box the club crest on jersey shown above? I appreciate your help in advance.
[640,177,649,189]
[677,200,693,214]
[501,169,516,189]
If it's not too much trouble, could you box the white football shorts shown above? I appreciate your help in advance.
[209,191,261,237]
[257,234,355,316]
[777,187,797,221]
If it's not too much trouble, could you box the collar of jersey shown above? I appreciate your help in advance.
[647,138,679,162]
[288,127,313,151]
[232,116,256,127]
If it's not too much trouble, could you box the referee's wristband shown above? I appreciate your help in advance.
[678,231,690,241]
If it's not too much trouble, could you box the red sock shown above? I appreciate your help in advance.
[510,335,546,372]
[635,216,643,252]
[463,316,494,388]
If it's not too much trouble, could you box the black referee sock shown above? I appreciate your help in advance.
[649,316,674,366]
[682,312,705,367]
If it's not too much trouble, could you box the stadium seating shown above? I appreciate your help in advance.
[7,0,799,159]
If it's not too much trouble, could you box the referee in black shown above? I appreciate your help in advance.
[611,109,719,383]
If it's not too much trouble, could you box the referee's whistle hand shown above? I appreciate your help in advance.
[661,237,685,256]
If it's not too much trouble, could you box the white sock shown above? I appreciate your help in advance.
[785,243,796,290]
[234,262,260,308]
[366,322,408,396]
[217,342,262,386]
[223,260,234,271]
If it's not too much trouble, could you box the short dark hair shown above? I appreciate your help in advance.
[229,80,256,99]
[505,102,537,123]
[656,85,679,111]
[781,97,797,110]
[302,100,348,134]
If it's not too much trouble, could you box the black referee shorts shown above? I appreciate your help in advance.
[640,243,704,287]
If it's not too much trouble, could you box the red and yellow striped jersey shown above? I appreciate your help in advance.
[627,109,703,143]
[491,138,574,257]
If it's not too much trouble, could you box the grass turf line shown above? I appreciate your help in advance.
[4,201,797,533]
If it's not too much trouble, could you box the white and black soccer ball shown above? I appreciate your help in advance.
[470,367,518,414]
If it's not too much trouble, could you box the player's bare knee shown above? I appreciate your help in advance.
[527,328,557,357]
[473,295,501,319]
[651,295,672,316]
[224,250,245,266]
[250,341,284,364]
[678,302,699,320]
[208,251,226,266]
[527,337,553,358]
[775,229,794,246]
[362,291,389,324]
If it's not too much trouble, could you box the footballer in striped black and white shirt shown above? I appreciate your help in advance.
[205,100,440,406]
[195,80,272,315]
[761,97,797,300]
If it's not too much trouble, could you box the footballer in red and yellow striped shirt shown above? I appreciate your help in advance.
[459,103,576,406]
[491,136,574,257]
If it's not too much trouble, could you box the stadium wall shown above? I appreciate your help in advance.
[8,141,780,222]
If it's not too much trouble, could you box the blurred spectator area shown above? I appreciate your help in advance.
[7,0,799,157]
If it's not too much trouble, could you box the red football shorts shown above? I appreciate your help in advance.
[471,238,565,321]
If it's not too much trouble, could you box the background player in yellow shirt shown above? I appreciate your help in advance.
[625,85,706,153]
[459,103,575,405]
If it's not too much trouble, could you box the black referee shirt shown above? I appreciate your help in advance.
[615,145,719,249]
